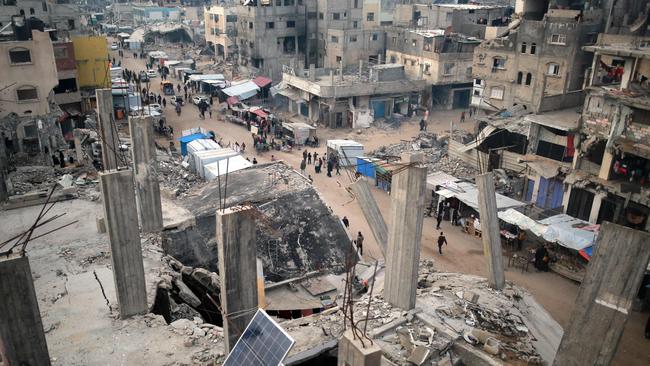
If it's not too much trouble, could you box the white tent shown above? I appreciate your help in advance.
[193,148,239,178]
[435,181,526,212]
[497,209,597,251]
[327,140,364,167]
[204,155,253,181]
[222,80,260,100]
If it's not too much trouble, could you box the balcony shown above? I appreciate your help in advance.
[54,91,82,106]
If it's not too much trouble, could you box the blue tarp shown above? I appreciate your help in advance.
[178,133,209,156]
[356,157,375,179]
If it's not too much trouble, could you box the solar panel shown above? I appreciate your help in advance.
[223,309,295,366]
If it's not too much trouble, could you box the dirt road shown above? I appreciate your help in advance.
[114,47,649,365]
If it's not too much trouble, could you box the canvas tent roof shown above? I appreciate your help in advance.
[222,80,260,100]
[435,181,526,211]
[497,209,598,251]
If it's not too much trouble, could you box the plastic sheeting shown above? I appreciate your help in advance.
[222,80,260,100]
[497,209,597,251]
[435,181,526,212]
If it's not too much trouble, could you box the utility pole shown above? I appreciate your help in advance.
[553,222,650,366]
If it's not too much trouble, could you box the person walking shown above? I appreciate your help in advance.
[303,150,308,161]
[313,152,318,162]
[300,159,307,175]
[437,232,448,255]
[436,211,443,230]
[342,216,350,229]
[460,111,466,123]
[335,161,341,175]
[307,152,312,164]
[326,159,333,177]
[356,232,364,256]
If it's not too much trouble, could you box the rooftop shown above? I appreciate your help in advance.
[524,108,581,131]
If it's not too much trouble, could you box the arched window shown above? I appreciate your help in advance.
[525,73,532,85]
[530,42,537,54]
[520,42,527,53]
[516,71,523,84]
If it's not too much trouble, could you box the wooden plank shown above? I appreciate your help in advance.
[476,173,505,290]
[552,222,650,366]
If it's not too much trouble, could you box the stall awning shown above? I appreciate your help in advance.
[226,96,240,105]
[426,171,461,191]
[458,125,498,152]
[222,81,260,100]
[435,181,526,211]
[497,209,598,251]
[252,76,273,88]
[251,108,268,118]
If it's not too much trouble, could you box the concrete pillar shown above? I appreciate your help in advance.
[378,53,382,65]
[309,63,316,81]
[358,59,363,77]
[588,191,607,224]
[337,329,382,366]
[621,57,633,89]
[129,116,163,233]
[100,169,148,319]
[553,223,650,366]
[0,138,7,202]
[598,150,614,180]
[384,152,427,310]
[0,253,51,365]
[330,69,334,84]
[216,205,258,352]
[419,63,424,79]
[476,173,506,290]
[339,60,344,82]
[350,178,387,255]
[73,129,85,164]
[96,89,120,171]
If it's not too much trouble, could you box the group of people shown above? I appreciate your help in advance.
[298,150,341,177]
[51,150,74,169]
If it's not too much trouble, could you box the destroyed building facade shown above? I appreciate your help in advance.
[386,29,481,110]
[278,63,427,128]
[564,34,650,231]
[471,1,604,113]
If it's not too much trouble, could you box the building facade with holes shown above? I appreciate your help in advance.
[471,5,602,113]
[386,29,480,110]
[0,29,58,119]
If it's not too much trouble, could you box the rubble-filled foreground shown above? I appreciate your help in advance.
[283,261,562,365]
[0,192,561,365]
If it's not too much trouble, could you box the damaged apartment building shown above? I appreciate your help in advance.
[453,0,650,231]
[471,0,605,113]
[277,63,426,128]
[566,33,650,231]
[205,0,385,81]
[385,29,481,110]
[0,17,66,166]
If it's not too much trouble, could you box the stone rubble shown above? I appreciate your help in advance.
[370,133,478,180]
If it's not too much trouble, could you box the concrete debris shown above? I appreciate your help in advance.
[158,159,205,198]
[370,133,478,180]
[7,165,99,198]
[282,261,560,365]
[173,277,202,308]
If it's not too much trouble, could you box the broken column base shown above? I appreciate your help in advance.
[337,329,382,366]
[96,216,106,233]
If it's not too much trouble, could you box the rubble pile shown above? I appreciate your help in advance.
[370,133,478,179]
[157,158,204,198]
[283,261,556,365]
[8,165,100,197]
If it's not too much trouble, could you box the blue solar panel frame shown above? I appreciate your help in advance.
[223,309,295,366]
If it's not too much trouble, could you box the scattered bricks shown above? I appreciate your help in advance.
[462,291,480,303]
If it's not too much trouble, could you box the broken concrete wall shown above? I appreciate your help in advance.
[163,163,353,283]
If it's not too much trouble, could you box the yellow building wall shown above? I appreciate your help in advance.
[72,36,110,89]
